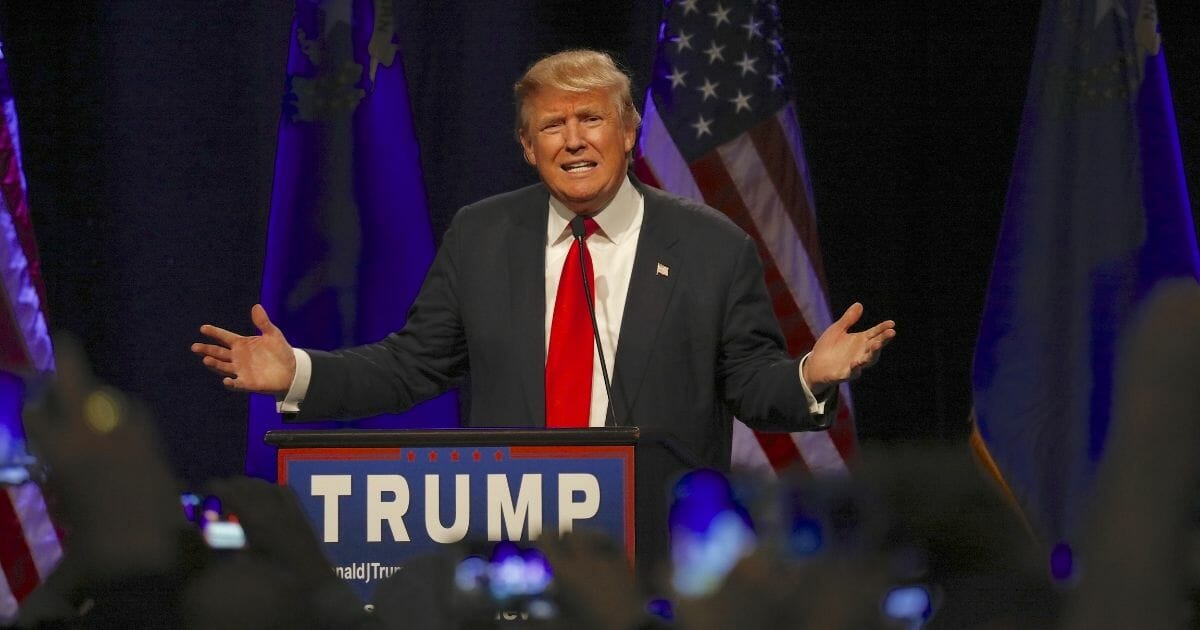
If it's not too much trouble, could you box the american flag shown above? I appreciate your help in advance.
[634,0,857,475]
[0,45,62,620]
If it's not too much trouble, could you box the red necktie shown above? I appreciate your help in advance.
[546,217,599,428]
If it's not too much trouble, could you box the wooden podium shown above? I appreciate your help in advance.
[266,427,700,600]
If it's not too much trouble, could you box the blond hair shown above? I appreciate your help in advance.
[513,49,642,139]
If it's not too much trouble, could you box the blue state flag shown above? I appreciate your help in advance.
[973,0,1200,548]
[248,0,458,480]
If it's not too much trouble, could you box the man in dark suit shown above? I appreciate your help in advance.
[192,49,895,472]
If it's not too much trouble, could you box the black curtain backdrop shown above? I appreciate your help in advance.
[1,1,1197,485]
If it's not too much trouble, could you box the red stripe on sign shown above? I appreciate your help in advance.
[509,445,634,459]
[0,488,39,601]
[276,447,403,484]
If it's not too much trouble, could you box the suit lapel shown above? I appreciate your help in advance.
[611,187,679,426]
[507,186,550,425]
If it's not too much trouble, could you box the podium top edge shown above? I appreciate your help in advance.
[264,427,640,448]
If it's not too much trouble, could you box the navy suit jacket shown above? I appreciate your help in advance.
[294,177,835,471]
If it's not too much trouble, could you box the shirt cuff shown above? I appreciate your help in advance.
[797,352,833,415]
[276,348,312,414]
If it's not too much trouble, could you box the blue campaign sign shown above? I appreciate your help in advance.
[278,444,634,600]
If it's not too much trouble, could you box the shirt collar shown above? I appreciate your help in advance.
[547,174,642,246]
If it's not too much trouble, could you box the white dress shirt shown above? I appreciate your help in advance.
[545,175,642,426]
[280,175,828,421]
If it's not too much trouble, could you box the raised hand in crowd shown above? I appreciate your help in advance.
[184,476,379,630]
[19,335,204,627]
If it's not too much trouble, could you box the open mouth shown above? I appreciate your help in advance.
[561,160,597,173]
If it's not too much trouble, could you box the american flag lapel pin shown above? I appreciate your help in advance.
[656,262,670,277]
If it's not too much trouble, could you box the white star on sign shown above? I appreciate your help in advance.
[735,52,759,76]
[668,67,687,89]
[702,40,726,64]
[678,0,699,15]
[709,4,732,28]
[696,78,720,101]
[692,115,713,138]
[729,90,752,113]
[674,30,694,52]
[742,16,764,39]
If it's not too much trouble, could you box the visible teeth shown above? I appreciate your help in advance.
[564,162,595,172]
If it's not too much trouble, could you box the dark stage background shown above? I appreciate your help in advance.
[1,1,1197,486]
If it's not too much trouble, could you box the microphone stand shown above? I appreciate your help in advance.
[571,215,619,426]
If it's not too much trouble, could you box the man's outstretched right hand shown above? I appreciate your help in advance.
[191,304,296,395]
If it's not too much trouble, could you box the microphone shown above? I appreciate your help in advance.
[570,215,619,426]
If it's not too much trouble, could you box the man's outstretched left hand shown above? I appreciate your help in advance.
[803,302,896,395]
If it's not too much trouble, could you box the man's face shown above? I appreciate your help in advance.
[519,87,637,215]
